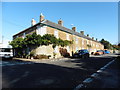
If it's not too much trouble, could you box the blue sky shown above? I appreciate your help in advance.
[2,2,118,45]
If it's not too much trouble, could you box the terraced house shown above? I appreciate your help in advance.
[13,13,104,58]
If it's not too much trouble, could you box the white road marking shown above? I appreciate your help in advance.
[101,60,115,70]
[6,63,16,66]
[9,78,21,84]
[83,78,93,83]
[74,59,115,89]
[2,62,9,64]
[100,67,106,70]
[1,61,34,66]
[91,73,99,78]
[97,70,103,73]
[74,84,85,90]
[21,71,29,78]
[9,71,29,84]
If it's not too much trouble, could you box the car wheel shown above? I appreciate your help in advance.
[81,55,84,59]
[87,54,89,58]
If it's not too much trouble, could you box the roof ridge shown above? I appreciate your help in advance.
[42,19,101,44]
[13,19,101,44]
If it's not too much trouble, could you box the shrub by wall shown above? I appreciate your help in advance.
[34,54,49,59]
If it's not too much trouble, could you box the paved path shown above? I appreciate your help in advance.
[0,60,34,67]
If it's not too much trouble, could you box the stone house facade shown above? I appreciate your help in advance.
[13,13,104,58]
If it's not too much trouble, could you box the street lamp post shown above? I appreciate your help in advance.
[71,24,74,56]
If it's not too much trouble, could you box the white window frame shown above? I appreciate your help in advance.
[90,41,92,46]
[36,26,47,36]
[87,40,89,44]
[66,46,70,52]
[16,36,18,38]
[96,44,98,47]
[76,37,78,44]
[54,30,59,38]
[23,33,26,38]
[54,46,58,53]
[82,39,84,45]
[76,47,78,51]
[66,34,69,40]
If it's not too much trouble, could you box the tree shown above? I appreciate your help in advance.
[42,34,72,48]
[24,32,42,47]
[118,43,120,47]
[9,37,24,57]
[23,32,42,56]
[57,38,72,47]
[9,37,24,48]
[10,33,72,58]
[100,39,113,49]
[42,34,57,46]
[112,43,120,50]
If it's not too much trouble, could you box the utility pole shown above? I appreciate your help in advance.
[2,35,4,44]
[71,24,74,56]
[0,35,3,48]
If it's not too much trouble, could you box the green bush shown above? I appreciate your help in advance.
[30,50,35,56]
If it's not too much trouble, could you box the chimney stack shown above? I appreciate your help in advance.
[31,18,36,26]
[58,19,63,26]
[96,38,98,41]
[72,27,76,32]
[92,37,94,40]
[80,31,84,35]
[87,34,89,37]
[40,13,45,22]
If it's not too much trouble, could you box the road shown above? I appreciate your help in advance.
[1,54,118,89]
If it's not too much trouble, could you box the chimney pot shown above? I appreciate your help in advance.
[87,34,89,37]
[72,27,76,32]
[58,19,63,26]
[80,31,84,35]
[96,38,98,41]
[40,13,45,22]
[31,18,36,26]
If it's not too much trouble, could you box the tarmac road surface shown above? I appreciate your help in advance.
[1,54,119,89]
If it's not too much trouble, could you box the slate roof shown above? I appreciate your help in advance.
[42,20,101,44]
[13,19,102,44]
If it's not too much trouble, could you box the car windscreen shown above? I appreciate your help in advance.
[0,48,11,52]
[97,50,102,52]
[75,50,79,53]
[79,50,85,53]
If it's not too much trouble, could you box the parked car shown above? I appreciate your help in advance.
[73,49,89,58]
[94,50,104,55]
[104,50,110,54]
[0,48,13,60]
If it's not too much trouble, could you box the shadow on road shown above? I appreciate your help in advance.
[2,60,94,88]
[2,55,117,89]
[65,56,115,71]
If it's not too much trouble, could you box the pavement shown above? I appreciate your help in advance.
[13,57,70,63]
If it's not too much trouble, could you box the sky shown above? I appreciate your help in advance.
[1,2,118,47]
